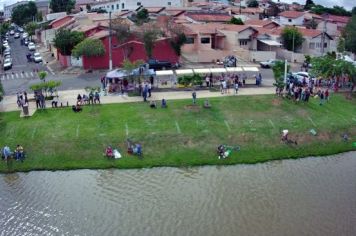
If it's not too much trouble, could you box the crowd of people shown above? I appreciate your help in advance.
[1,145,25,162]
[203,72,262,95]
[283,78,330,105]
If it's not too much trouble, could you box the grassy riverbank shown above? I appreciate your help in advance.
[1,94,355,173]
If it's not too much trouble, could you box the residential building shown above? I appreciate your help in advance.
[278,10,305,26]
[185,12,232,23]
[244,19,280,29]
[4,1,29,19]
[3,0,49,19]
[35,0,50,17]
[90,0,183,13]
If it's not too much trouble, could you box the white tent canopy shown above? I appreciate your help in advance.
[258,39,282,46]
[243,67,259,72]
[210,68,227,73]
[156,70,174,76]
[175,69,194,75]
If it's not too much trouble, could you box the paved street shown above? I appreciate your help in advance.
[0,34,303,96]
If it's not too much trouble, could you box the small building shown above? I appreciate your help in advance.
[278,10,305,26]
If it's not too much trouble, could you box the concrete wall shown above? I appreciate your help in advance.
[249,51,276,62]
[279,15,304,26]
[276,48,305,63]
[70,56,83,67]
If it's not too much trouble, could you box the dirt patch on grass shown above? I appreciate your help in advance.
[185,105,201,112]
[271,99,282,106]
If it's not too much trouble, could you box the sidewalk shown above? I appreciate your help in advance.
[0,87,275,113]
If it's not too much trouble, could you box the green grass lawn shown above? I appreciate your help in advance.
[1,94,355,173]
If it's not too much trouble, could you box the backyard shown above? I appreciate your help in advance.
[0,93,355,173]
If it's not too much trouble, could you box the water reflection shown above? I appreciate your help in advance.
[1,152,356,236]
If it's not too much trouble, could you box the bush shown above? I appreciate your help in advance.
[177,74,203,87]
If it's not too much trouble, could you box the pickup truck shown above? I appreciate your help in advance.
[148,59,172,71]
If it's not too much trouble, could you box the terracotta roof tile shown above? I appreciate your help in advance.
[244,19,279,27]
[279,10,305,19]
[186,13,231,22]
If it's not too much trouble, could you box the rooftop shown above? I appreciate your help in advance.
[279,10,305,19]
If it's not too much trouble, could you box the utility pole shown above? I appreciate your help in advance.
[240,0,242,15]
[109,11,113,70]
[292,30,295,63]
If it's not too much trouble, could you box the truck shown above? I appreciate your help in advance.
[147,59,172,71]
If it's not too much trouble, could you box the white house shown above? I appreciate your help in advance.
[278,10,305,26]
[90,0,183,13]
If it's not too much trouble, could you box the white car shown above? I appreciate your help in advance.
[14,33,20,38]
[22,33,28,39]
[28,42,36,51]
[33,52,42,63]
[292,72,315,84]
[3,58,12,70]
[260,59,281,68]
[10,30,15,35]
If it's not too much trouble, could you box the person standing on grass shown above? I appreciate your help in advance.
[192,90,197,104]
[234,82,239,95]
[89,91,94,105]
[94,91,100,104]
[143,83,148,102]
[319,90,325,105]
[325,89,329,102]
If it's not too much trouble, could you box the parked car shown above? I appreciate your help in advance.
[148,59,172,70]
[18,27,24,33]
[9,30,15,35]
[24,39,29,46]
[14,33,20,39]
[292,71,315,84]
[260,59,281,68]
[4,49,11,57]
[33,52,42,63]
[3,58,12,70]
[28,42,36,50]
[22,32,28,39]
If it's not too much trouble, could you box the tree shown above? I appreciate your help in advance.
[230,17,244,25]
[72,38,106,58]
[304,0,315,10]
[122,59,145,88]
[311,55,356,96]
[167,22,186,56]
[25,22,38,40]
[11,2,38,26]
[30,81,62,97]
[141,26,160,59]
[305,19,317,29]
[38,70,47,82]
[0,22,10,37]
[247,0,259,8]
[343,15,356,54]
[112,18,132,59]
[272,60,290,90]
[53,29,85,55]
[337,37,345,54]
[352,6,356,15]
[136,8,149,25]
[50,0,75,13]
[280,26,303,52]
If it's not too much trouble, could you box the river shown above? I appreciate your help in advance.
[1,152,356,236]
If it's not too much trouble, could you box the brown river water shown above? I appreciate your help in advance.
[1,152,356,236]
